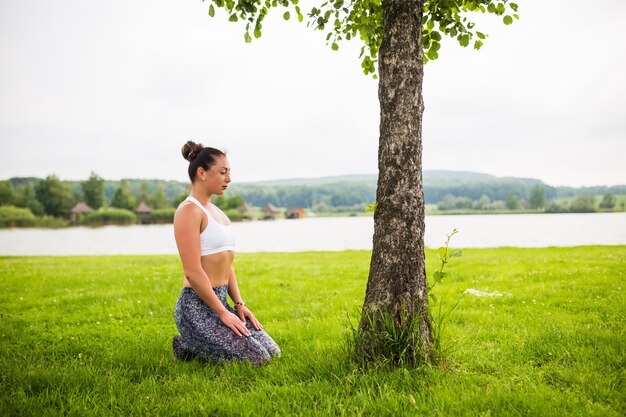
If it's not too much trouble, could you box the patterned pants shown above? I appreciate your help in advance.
[173,286,281,365]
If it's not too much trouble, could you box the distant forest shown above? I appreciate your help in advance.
[5,170,625,211]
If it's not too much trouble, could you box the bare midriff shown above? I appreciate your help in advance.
[183,250,235,288]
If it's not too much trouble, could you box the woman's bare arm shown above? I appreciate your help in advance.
[174,203,250,336]
[228,266,262,330]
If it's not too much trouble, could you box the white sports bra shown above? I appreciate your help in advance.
[184,196,236,256]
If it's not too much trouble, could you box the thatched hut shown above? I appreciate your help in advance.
[261,203,280,220]
[134,202,153,224]
[236,203,254,220]
[70,202,94,223]
[285,207,305,219]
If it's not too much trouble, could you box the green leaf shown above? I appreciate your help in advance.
[459,34,470,47]
[510,2,519,12]
[437,247,447,260]
[476,31,486,39]
[283,11,290,20]
[297,12,303,22]
[474,40,483,50]
[244,32,252,43]
[496,3,505,14]
[331,42,339,51]
[431,31,442,41]
[433,271,447,283]
[229,14,238,22]
[208,5,215,17]
[487,3,496,13]
[503,15,513,25]
[365,202,377,212]
[450,250,464,258]
[426,48,438,60]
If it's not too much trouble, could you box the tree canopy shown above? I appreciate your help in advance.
[203,0,518,75]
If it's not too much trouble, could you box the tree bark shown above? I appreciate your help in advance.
[360,0,431,355]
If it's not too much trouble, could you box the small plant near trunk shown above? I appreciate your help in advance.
[346,228,464,368]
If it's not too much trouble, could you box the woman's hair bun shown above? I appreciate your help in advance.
[181,140,204,162]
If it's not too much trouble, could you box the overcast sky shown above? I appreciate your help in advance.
[1,0,624,187]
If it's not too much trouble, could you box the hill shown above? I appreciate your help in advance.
[6,171,625,209]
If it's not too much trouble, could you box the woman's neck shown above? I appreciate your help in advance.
[189,186,212,206]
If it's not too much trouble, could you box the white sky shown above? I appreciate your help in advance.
[1,0,624,187]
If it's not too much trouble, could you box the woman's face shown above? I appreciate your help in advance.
[198,155,231,195]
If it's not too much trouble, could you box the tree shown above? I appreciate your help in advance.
[13,183,44,216]
[599,193,616,209]
[0,181,15,206]
[201,0,519,363]
[474,194,491,210]
[138,182,150,205]
[528,185,546,209]
[569,195,596,213]
[81,172,105,210]
[35,175,75,217]
[148,184,170,209]
[505,194,520,210]
[111,180,136,211]
[214,194,245,210]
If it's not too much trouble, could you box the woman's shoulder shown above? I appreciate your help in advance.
[174,200,204,222]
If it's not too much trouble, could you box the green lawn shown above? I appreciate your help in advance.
[1,247,624,416]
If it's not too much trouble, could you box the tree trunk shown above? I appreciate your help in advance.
[360,0,431,357]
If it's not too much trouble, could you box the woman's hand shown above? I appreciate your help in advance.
[218,310,251,337]
[236,305,263,331]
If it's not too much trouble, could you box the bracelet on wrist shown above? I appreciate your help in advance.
[234,300,246,307]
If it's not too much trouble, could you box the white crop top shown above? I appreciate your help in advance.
[184,196,236,255]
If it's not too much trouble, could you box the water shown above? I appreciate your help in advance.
[0,212,624,256]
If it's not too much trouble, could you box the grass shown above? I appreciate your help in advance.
[0,247,624,416]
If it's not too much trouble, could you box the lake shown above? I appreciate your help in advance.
[0,212,624,256]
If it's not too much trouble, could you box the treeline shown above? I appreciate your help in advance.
[227,176,625,212]
[228,181,375,213]
[0,174,246,227]
[1,174,187,215]
[435,185,623,213]
[1,172,624,228]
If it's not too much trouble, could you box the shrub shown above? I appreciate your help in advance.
[35,215,69,228]
[545,202,568,213]
[569,195,596,213]
[599,193,616,209]
[224,209,244,222]
[83,208,137,226]
[0,206,36,228]
[152,208,176,224]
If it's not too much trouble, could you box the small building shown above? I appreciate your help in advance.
[261,203,280,220]
[134,202,153,225]
[70,202,94,224]
[285,207,305,219]
[236,203,254,220]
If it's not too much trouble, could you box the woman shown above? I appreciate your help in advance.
[172,141,281,365]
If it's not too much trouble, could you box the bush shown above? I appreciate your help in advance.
[83,208,137,226]
[599,193,616,209]
[152,208,176,224]
[224,209,244,222]
[35,215,69,228]
[569,195,596,213]
[545,202,568,213]
[0,206,36,228]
